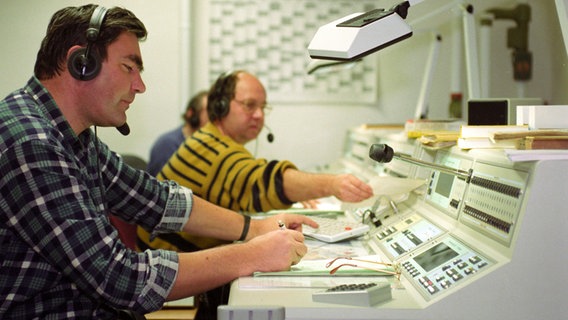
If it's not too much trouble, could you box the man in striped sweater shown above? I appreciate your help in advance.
[137,70,373,319]
[138,70,373,252]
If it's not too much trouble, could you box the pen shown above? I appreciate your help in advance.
[278,220,286,230]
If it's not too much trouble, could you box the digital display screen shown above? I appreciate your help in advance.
[468,100,508,125]
[434,172,454,199]
[414,243,459,272]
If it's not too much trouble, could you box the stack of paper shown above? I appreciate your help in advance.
[457,125,529,149]
[492,129,568,150]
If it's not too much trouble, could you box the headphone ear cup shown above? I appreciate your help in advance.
[211,98,228,121]
[217,98,229,118]
[67,48,102,81]
[189,117,199,128]
[188,111,200,128]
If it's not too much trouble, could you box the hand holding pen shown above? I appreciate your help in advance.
[258,214,318,235]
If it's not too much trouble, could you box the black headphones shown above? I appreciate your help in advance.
[68,6,108,81]
[188,112,200,128]
[209,70,237,121]
[209,70,275,143]
[185,91,207,129]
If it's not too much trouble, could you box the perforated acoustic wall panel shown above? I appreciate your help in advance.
[208,0,378,104]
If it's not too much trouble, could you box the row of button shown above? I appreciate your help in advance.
[403,255,488,296]
[376,226,398,240]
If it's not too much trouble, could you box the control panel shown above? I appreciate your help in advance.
[424,150,473,219]
[460,161,529,246]
[228,128,568,320]
[371,213,444,260]
[400,235,493,300]
[366,145,528,305]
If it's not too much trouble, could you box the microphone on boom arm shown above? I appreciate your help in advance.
[368,143,472,181]
[368,143,394,163]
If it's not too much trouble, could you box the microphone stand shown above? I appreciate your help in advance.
[369,143,472,181]
[393,152,471,181]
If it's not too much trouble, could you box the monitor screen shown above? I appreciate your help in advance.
[467,100,508,125]
[425,152,465,216]
[427,170,456,210]
[434,172,454,199]
[414,242,459,272]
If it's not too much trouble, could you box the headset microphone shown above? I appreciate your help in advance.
[265,125,274,143]
[116,123,130,136]
[68,6,107,81]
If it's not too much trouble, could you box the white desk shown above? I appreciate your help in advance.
[145,307,196,320]
[226,148,568,320]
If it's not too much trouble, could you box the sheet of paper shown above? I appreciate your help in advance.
[253,255,397,277]
[367,176,426,196]
[238,276,389,289]
[504,149,568,162]
[344,176,426,211]
[303,239,370,261]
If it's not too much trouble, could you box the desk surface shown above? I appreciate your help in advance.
[226,145,568,320]
[227,237,425,319]
[145,307,196,320]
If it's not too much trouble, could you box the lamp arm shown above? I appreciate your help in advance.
[414,33,442,120]
[462,3,481,99]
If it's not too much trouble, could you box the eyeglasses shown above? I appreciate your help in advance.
[233,99,272,115]
[326,256,401,279]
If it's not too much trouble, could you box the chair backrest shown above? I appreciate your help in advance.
[121,154,148,171]
[109,215,137,250]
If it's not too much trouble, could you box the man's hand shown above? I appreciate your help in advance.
[331,174,373,203]
[245,229,308,271]
[250,213,318,238]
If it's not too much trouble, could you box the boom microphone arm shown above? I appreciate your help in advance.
[369,144,472,181]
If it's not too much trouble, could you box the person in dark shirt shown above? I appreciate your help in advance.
[0,5,315,319]
[147,90,209,176]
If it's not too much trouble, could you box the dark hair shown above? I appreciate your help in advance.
[207,70,244,122]
[184,90,208,129]
[34,4,147,80]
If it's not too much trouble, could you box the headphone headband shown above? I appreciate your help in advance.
[68,6,108,81]
[209,70,240,121]
[86,6,107,41]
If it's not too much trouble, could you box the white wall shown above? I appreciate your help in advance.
[0,0,184,164]
[1,0,566,170]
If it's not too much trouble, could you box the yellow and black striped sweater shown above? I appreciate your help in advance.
[137,122,296,252]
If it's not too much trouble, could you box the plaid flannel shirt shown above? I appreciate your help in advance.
[0,77,191,318]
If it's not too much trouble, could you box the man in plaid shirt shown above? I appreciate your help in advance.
[0,4,315,319]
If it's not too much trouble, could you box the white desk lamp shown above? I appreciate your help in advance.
[308,0,424,61]
[308,0,481,119]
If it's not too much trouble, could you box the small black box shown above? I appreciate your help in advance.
[467,98,542,125]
